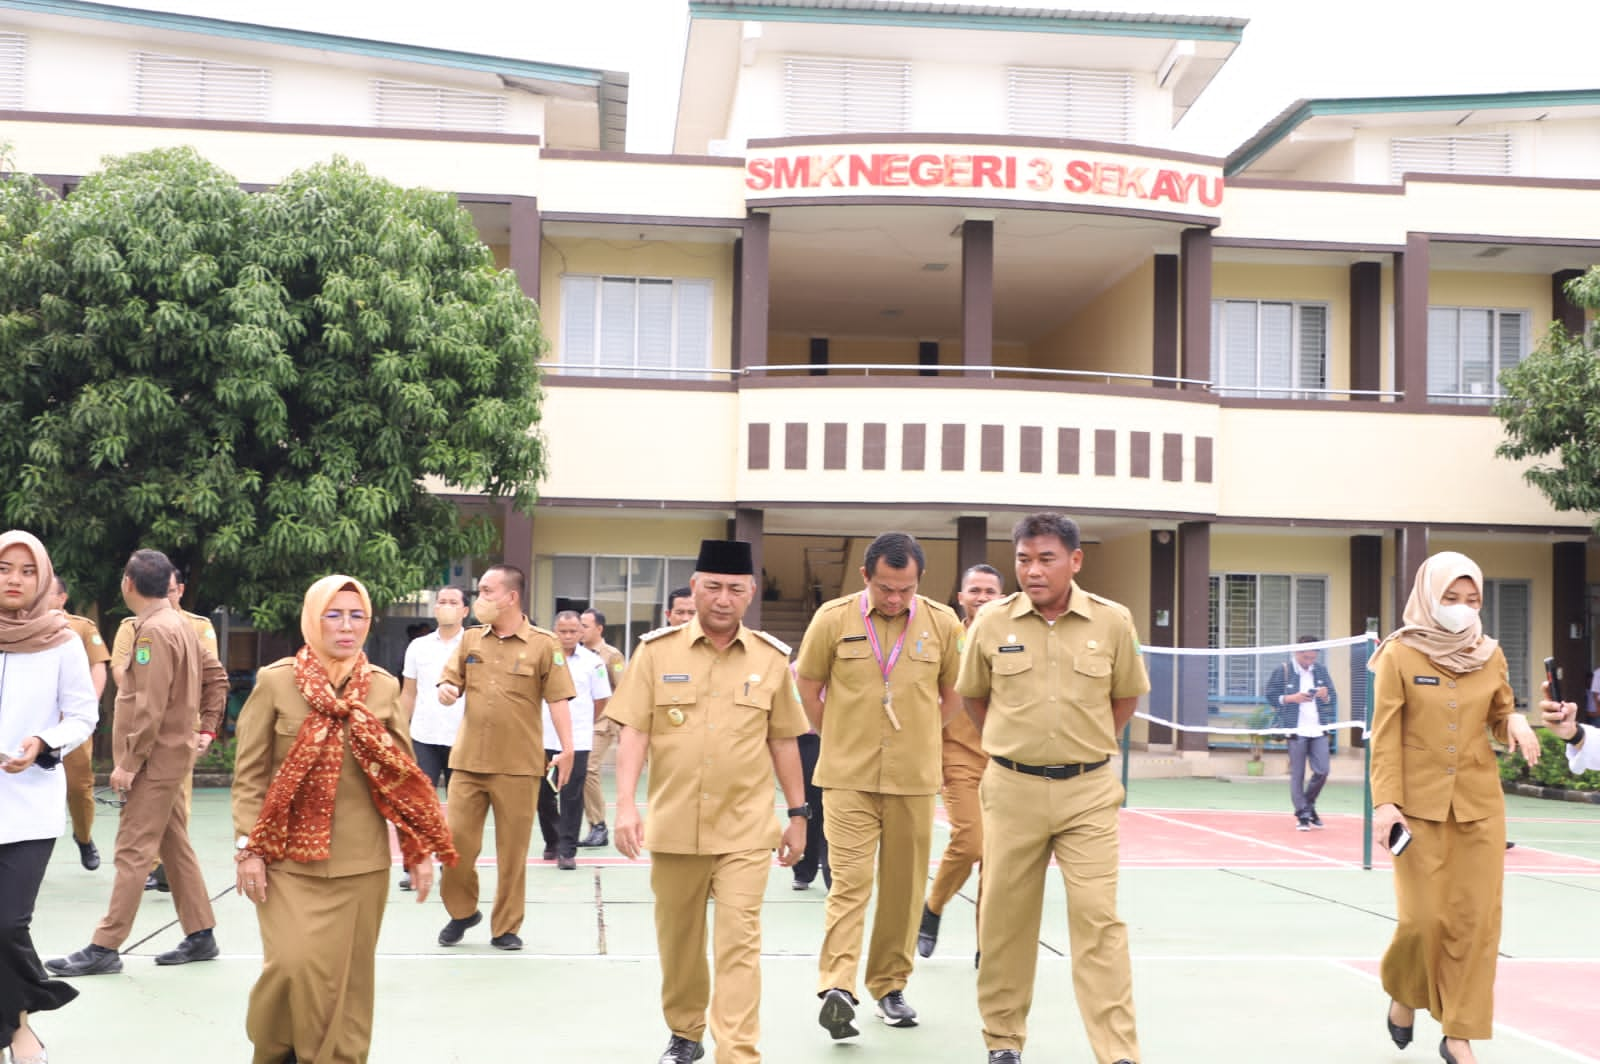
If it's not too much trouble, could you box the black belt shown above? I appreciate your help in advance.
[991,755,1109,780]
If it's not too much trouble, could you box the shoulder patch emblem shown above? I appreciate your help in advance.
[91,634,103,645]
[752,629,792,656]
[612,661,624,674]
[134,640,152,665]
[552,650,566,666]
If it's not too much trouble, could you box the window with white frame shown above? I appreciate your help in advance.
[0,33,25,109]
[560,275,713,379]
[1390,133,1512,182]
[546,554,697,658]
[1426,306,1525,404]
[1209,299,1328,399]
[372,79,506,133]
[133,51,270,121]
[782,55,910,136]
[1482,579,1530,706]
[1207,573,1328,700]
[1006,67,1133,142]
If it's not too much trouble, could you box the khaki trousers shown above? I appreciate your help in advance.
[817,789,934,1001]
[63,743,95,844]
[926,753,986,916]
[92,768,215,949]
[1381,808,1504,1041]
[441,769,537,938]
[583,716,619,827]
[150,770,195,875]
[651,849,770,1064]
[977,762,1138,1061]
[247,867,388,1064]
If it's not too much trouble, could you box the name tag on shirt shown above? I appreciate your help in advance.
[662,674,691,683]
[998,644,1026,654]
[1413,676,1439,686]
[840,634,868,643]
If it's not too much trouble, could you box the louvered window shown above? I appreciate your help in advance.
[782,55,909,136]
[1426,306,1525,404]
[1207,574,1327,699]
[1390,134,1512,181]
[0,33,24,109]
[560,275,714,379]
[372,79,506,133]
[1209,299,1328,399]
[1007,67,1133,142]
[1483,580,1531,706]
[133,51,270,121]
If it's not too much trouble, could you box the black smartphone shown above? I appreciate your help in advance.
[1544,656,1562,704]
[1388,822,1412,857]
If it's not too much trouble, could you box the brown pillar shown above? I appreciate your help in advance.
[1153,254,1179,388]
[507,196,540,302]
[1553,269,1586,337]
[954,516,987,603]
[961,220,994,368]
[1350,261,1382,398]
[736,507,765,630]
[731,236,743,369]
[1176,521,1211,751]
[1349,535,1383,747]
[1394,233,1429,406]
[1553,541,1588,704]
[1394,524,1429,628]
[739,213,770,370]
[1180,228,1212,389]
[502,500,534,575]
[1147,530,1178,745]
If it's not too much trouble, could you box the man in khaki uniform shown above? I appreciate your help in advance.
[578,606,625,848]
[48,549,229,977]
[612,540,809,1064]
[957,514,1147,1064]
[47,575,111,870]
[796,532,963,1038]
[920,562,1004,961]
[435,563,576,950]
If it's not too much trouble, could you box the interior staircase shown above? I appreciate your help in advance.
[757,599,813,651]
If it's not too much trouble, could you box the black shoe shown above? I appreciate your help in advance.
[818,988,859,1040]
[77,838,100,870]
[1296,814,1311,832]
[1308,809,1324,828]
[557,854,577,870]
[1440,1037,1459,1064]
[792,879,812,891]
[875,989,918,1028]
[1387,1001,1414,1049]
[975,950,981,969]
[150,864,170,892]
[578,822,609,848]
[399,874,413,891]
[916,904,940,958]
[144,872,160,891]
[45,944,122,976]
[438,911,482,946]
[543,847,557,861]
[155,929,218,966]
[988,1052,1022,1064]
[490,932,523,951]
[657,1034,705,1064]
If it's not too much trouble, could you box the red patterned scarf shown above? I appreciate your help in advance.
[246,645,457,869]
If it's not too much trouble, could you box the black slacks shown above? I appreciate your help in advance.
[537,750,591,859]
[793,732,831,888]
[0,838,77,1043]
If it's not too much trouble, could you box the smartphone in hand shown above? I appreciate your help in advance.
[1544,657,1562,705]
[1388,822,1412,857]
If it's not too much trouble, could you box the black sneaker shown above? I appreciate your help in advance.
[148,864,170,892]
[398,874,413,891]
[1296,815,1311,832]
[437,911,482,946]
[155,929,218,966]
[875,989,918,1028]
[657,1034,705,1063]
[792,878,812,891]
[77,838,100,870]
[818,988,859,1040]
[578,822,609,848]
[1308,809,1324,828]
[45,944,122,976]
[916,904,940,958]
[490,932,523,951]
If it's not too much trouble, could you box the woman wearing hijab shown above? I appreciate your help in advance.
[0,531,97,1064]
[1370,552,1540,1064]
[232,575,456,1064]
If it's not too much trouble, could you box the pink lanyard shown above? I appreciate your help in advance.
[860,592,915,684]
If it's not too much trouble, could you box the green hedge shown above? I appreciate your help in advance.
[1498,731,1600,791]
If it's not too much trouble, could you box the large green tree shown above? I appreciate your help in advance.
[0,147,546,631]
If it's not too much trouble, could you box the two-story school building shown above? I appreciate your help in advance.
[2,0,1597,743]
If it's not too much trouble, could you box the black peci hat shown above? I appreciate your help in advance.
[695,539,754,576]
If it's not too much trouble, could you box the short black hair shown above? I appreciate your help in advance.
[125,549,175,599]
[963,563,1002,585]
[1297,635,1320,644]
[667,587,692,609]
[1012,513,1081,552]
[864,532,925,578]
[436,586,466,604]
[582,608,607,628]
[170,565,187,586]
[484,564,526,603]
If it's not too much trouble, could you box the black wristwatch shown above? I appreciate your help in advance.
[787,804,811,819]
[1569,727,1587,747]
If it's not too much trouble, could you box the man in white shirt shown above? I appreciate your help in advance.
[1264,636,1338,830]
[539,611,612,870]
[398,587,468,890]
[1540,688,1600,774]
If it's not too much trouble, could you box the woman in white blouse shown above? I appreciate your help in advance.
[0,531,97,1064]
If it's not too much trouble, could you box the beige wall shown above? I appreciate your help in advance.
[539,385,739,502]
[1030,259,1153,380]
[1428,270,1550,320]
[537,157,746,220]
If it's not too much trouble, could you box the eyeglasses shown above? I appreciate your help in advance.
[322,610,369,625]
[93,786,126,809]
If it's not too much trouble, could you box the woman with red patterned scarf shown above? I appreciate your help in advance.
[232,575,456,1064]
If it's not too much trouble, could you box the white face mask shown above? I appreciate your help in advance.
[1435,602,1478,634]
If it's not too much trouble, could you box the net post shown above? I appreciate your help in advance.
[1362,655,1375,870]
[1120,720,1131,808]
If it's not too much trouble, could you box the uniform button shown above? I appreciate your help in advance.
[1447,702,1457,709]
[1049,695,1057,702]
[702,793,710,799]
[1445,767,1455,775]
[1445,745,1456,754]
[1447,723,1457,731]
[1447,681,1456,689]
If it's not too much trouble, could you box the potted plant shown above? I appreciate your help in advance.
[1245,705,1276,776]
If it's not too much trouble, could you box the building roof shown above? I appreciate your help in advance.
[690,0,1247,41]
[1227,89,1600,177]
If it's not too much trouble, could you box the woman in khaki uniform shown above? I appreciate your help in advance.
[233,576,456,1064]
[1370,552,1540,1064]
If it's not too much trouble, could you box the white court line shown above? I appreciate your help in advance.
[1122,808,1355,868]
[1335,960,1600,1064]
[1131,805,1600,826]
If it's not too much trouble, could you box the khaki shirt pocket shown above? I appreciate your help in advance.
[1071,656,1112,701]
[653,687,697,734]
[991,651,1034,677]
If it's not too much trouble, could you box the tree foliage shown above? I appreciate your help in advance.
[0,147,546,631]
[1496,267,1600,526]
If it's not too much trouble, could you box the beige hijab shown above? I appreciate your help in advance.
[1371,551,1497,674]
[0,530,71,654]
[300,574,373,688]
